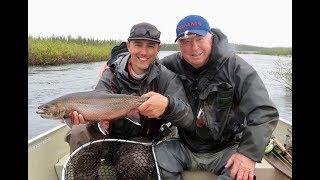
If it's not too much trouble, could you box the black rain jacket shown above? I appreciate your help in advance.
[160,29,279,162]
[94,42,194,141]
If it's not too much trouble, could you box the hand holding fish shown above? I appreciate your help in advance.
[138,91,169,118]
[67,111,110,131]
[70,111,86,125]
[66,111,110,134]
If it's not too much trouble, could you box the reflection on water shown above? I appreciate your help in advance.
[28,51,292,139]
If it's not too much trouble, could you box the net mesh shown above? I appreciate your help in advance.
[63,137,158,180]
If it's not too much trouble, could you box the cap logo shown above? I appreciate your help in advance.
[177,22,202,31]
[175,15,210,42]
[184,30,189,38]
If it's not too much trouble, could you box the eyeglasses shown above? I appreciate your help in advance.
[130,27,161,39]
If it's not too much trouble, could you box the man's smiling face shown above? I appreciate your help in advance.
[178,33,213,69]
[127,39,160,74]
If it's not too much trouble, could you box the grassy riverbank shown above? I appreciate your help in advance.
[28,36,120,65]
[161,43,292,56]
[28,36,292,66]
[232,44,292,56]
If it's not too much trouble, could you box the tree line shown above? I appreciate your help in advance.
[29,35,291,66]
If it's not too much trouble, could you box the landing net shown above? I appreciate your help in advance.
[62,138,161,180]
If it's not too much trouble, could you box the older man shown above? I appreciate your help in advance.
[156,15,279,180]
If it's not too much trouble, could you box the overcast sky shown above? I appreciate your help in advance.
[28,0,292,47]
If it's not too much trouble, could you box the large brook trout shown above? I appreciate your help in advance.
[36,90,147,125]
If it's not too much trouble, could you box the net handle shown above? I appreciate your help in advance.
[152,145,162,180]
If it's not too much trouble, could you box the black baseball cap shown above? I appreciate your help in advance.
[128,22,161,43]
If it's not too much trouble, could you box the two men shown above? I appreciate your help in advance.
[155,15,279,180]
[67,15,279,180]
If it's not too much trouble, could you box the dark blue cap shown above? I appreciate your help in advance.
[175,15,211,42]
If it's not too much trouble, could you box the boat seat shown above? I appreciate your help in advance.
[54,154,289,180]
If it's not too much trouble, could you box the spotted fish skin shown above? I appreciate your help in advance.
[36,90,147,123]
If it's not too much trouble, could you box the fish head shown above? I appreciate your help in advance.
[36,101,68,119]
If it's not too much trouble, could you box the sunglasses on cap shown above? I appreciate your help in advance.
[130,27,161,40]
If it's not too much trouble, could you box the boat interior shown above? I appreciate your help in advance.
[28,119,292,180]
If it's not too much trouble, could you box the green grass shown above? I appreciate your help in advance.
[28,36,120,65]
[258,47,292,56]
[233,44,292,56]
[160,43,180,51]
[28,35,292,66]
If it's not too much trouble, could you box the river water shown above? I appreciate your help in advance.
[28,51,292,139]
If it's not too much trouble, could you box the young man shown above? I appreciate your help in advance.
[155,15,279,180]
[65,22,194,153]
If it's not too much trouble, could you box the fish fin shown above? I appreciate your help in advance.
[63,118,73,129]
[125,109,141,126]
[98,122,109,135]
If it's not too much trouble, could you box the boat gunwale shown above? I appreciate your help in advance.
[279,117,291,126]
[28,124,69,144]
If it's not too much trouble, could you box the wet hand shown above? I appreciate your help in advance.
[138,91,169,118]
[69,111,86,125]
[225,153,255,180]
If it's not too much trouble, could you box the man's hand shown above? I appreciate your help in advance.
[63,111,86,125]
[138,91,169,118]
[225,153,256,180]
[59,111,86,128]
